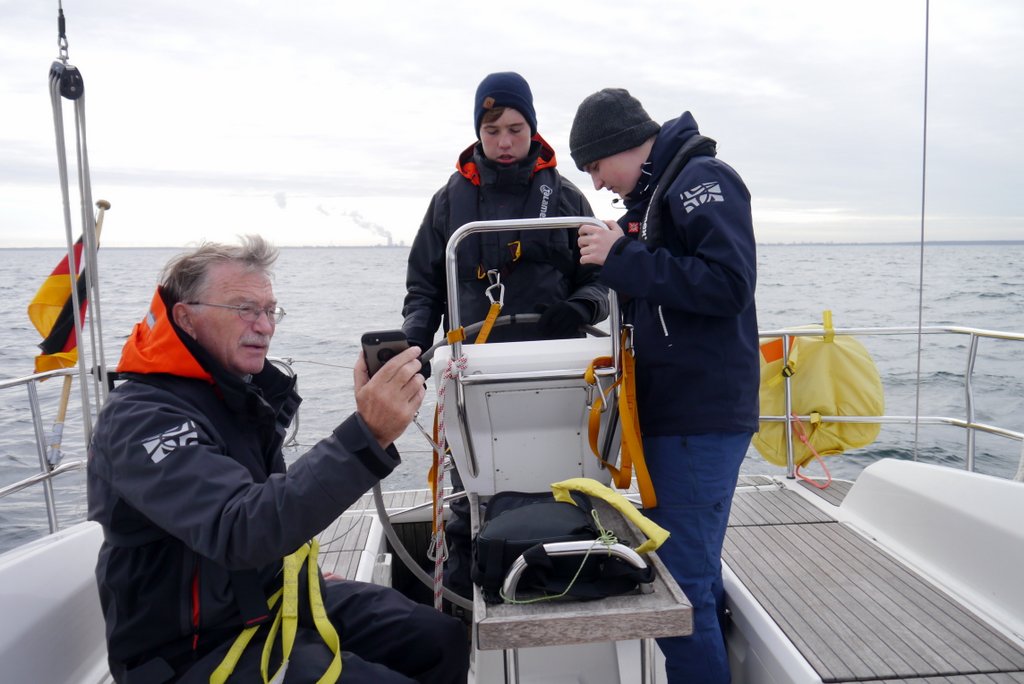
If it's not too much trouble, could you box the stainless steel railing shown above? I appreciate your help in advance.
[0,368,89,534]
[4,325,1022,541]
[760,325,1024,479]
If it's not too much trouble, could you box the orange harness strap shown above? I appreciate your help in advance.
[585,331,656,508]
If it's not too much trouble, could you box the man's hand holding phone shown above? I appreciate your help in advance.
[355,331,425,447]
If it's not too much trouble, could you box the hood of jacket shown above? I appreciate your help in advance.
[117,287,297,420]
[117,287,212,382]
[456,133,559,187]
[624,111,703,209]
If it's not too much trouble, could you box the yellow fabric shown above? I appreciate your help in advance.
[28,272,73,338]
[29,269,80,373]
[752,311,884,467]
[584,362,627,483]
[30,221,102,374]
[306,540,342,683]
[583,355,611,386]
[585,356,614,471]
[507,240,522,261]
[584,331,656,508]
[261,544,306,682]
[211,541,341,684]
[617,340,655,507]
[209,590,283,684]
[427,406,441,517]
[34,350,78,373]
[550,478,669,555]
[474,301,502,344]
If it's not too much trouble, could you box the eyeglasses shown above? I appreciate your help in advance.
[187,302,287,324]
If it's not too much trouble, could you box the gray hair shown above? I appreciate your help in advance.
[160,234,279,303]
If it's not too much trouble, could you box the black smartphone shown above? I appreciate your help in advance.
[361,330,410,377]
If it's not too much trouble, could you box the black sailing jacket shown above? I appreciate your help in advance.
[402,136,608,346]
[88,288,401,678]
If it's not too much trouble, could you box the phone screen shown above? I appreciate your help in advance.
[361,330,410,377]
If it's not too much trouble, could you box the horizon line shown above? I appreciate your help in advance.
[2,239,1024,250]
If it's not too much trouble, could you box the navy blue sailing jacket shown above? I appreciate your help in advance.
[599,113,760,436]
[402,136,608,346]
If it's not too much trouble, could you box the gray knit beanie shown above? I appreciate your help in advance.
[569,88,661,170]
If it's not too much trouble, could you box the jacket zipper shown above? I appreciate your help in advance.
[191,562,201,651]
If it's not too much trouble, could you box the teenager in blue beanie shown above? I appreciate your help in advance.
[401,72,610,601]
[472,71,537,136]
[403,71,607,353]
[571,87,759,684]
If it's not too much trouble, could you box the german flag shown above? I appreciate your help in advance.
[28,238,89,373]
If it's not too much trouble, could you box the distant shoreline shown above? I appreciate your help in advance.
[758,240,1024,247]
[1,240,1022,250]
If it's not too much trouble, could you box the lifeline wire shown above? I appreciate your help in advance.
[912,0,930,461]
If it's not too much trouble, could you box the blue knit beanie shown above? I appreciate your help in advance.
[474,72,537,137]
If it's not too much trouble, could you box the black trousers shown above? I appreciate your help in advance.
[178,578,469,683]
[443,469,474,600]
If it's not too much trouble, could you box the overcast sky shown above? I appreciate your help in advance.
[2,0,1022,248]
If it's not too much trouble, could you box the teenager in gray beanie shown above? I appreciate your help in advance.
[571,88,758,684]
[569,88,661,170]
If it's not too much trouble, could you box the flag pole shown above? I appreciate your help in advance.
[46,198,108,467]
[47,376,73,468]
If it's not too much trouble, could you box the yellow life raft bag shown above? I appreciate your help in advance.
[752,311,884,468]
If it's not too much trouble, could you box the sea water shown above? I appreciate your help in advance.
[1,243,1022,553]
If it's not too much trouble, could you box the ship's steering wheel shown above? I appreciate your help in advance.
[373,314,609,612]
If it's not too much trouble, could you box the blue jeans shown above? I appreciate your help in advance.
[643,432,750,684]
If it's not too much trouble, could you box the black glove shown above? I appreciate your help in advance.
[536,301,586,339]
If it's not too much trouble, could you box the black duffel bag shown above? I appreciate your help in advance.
[470,491,653,604]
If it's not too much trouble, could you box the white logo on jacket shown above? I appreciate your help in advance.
[538,184,553,218]
[141,420,199,463]
[681,182,724,213]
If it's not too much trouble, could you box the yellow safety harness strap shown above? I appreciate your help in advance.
[550,478,669,555]
[584,331,657,508]
[474,301,502,344]
[585,355,618,465]
[209,589,283,684]
[305,540,342,683]
[211,541,341,684]
[260,543,307,682]
[618,337,656,508]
